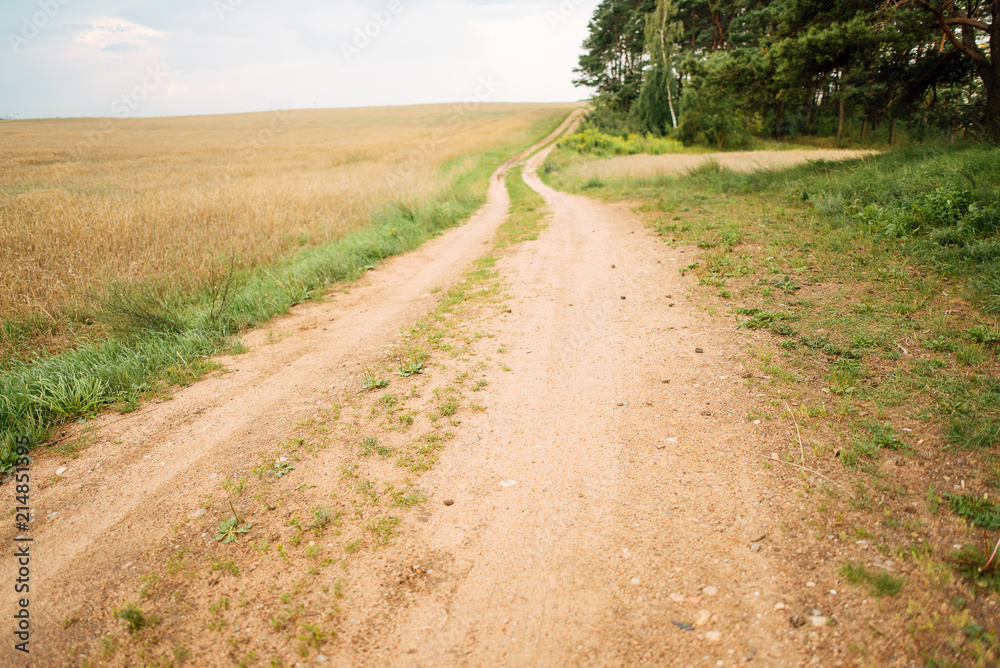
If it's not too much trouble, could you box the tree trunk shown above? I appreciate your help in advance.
[837,97,846,140]
[858,118,866,141]
[890,117,897,145]
[978,61,1000,142]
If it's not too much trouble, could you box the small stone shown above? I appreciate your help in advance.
[809,616,828,627]
[55,467,67,476]
[500,480,517,488]
[316,654,328,663]
[611,264,616,269]
[122,562,132,570]
[704,631,722,642]
[806,581,816,587]
[703,586,718,596]
[669,593,685,603]
[789,614,806,628]
[750,543,761,553]
[621,296,626,300]
[191,508,207,519]
[666,437,678,443]
[630,577,640,585]
[695,348,704,354]
[694,609,711,626]
[46,512,58,519]
[443,499,454,506]
[774,602,786,610]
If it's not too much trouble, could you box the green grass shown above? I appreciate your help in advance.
[495,166,548,249]
[839,563,905,597]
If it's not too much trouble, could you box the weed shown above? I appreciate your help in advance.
[211,558,240,577]
[839,563,904,597]
[396,360,424,377]
[361,367,390,390]
[114,602,159,632]
[215,501,253,544]
[944,494,1000,530]
[359,436,390,457]
[366,516,401,546]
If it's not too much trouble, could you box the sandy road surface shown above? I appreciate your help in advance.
[3,118,858,667]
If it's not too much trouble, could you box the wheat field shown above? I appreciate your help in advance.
[0,103,575,333]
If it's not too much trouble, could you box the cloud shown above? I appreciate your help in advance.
[101,42,142,52]
[72,16,163,51]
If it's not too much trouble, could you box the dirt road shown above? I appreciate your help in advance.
[3,116,856,667]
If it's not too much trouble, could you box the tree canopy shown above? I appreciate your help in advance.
[574,0,999,143]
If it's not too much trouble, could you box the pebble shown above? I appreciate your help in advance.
[46,512,58,519]
[315,654,328,663]
[630,577,641,585]
[750,543,761,553]
[809,616,828,627]
[806,581,816,587]
[694,609,711,626]
[191,508,207,519]
[695,348,704,354]
[703,586,718,596]
[704,631,722,642]
[774,602,786,610]
[500,480,518,488]
[443,499,455,506]
[55,467,67,476]
[670,593,685,603]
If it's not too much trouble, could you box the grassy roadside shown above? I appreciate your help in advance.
[65,163,549,667]
[542,143,1000,666]
[0,113,571,473]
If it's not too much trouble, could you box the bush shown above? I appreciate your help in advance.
[558,129,684,157]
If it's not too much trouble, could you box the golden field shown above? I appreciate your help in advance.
[0,103,575,335]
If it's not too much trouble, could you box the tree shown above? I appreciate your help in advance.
[892,0,1000,140]
[636,0,683,130]
[574,0,657,114]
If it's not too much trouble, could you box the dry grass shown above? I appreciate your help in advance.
[0,103,575,332]
[567,148,875,181]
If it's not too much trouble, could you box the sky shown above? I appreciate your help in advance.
[0,0,599,119]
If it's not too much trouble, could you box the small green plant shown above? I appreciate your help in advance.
[366,516,401,546]
[114,602,158,632]
[211,558,241,576]
[222,476,247,496]
[215,501,253,544]
[310,506,340,534]
[361,367,390,390]
[344,539,362,553]
[359,436,390,457]
[396,360,424,377]
[944,493,1000,529]
[839,563,904,597]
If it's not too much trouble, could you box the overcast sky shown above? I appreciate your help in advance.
[1,0,598,119]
